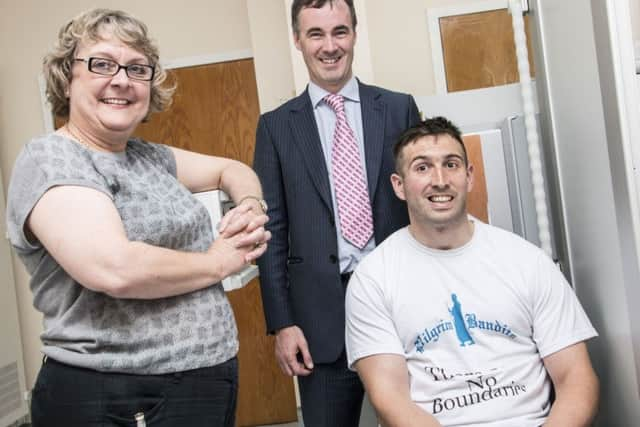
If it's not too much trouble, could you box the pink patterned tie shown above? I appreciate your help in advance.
[324,94,374,249]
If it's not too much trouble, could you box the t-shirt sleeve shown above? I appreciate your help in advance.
[6,143,109,254]
[345,262,405,370]
[531,253,598,358]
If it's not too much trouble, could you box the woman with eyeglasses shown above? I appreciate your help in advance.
[6,8,270,427]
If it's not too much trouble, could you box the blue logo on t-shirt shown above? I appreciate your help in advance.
[413,293,518,353]
[449,294,475,347]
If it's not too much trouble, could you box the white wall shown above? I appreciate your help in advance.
[533,0,640,424]
[0,0,255,388]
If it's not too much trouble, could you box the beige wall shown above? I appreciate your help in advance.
[0,0,255,388]
[247,0,297,113]
[366,0,435,95]
[365,0,488,95]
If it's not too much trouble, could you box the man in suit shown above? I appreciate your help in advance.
[253,1,420,425]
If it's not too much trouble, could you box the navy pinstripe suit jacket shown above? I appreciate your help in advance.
[253,81,420,363]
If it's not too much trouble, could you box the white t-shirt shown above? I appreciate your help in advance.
[345,221,597,427]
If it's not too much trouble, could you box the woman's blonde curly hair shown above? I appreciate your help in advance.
[44,8,175,119]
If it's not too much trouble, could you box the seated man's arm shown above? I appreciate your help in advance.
[355,354,442,427]
[542,342,599,426]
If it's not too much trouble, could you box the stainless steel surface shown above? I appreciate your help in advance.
[475,128,514,233]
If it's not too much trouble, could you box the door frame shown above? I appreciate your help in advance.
[38,49,253,132]
[427,0,508,94]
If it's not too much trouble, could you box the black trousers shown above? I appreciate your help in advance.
[297,350,365,427]
[297,272,365,427]
[31,356,238,427]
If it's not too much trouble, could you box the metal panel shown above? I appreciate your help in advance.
[475,129,514,233]
[500,117,529,240]
[500,115,557,258]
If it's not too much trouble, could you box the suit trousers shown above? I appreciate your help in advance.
[31,356,238,427]
[298,350,365,427]
[297,272,365,427]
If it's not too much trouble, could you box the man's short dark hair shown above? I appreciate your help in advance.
[393,117,468,173]
[291,0,357,35]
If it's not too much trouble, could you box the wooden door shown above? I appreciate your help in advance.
[135,59,297,426]
[463,135,489,223]
[439,9,535,92]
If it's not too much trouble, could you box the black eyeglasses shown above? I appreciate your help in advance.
[74,57,155,81]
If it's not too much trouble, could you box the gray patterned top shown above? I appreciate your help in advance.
[6,133,238,374]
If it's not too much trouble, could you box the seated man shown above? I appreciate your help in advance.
[345,117,599,426]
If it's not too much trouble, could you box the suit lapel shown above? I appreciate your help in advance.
[288,90,334,212]
[359,82,386,200]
